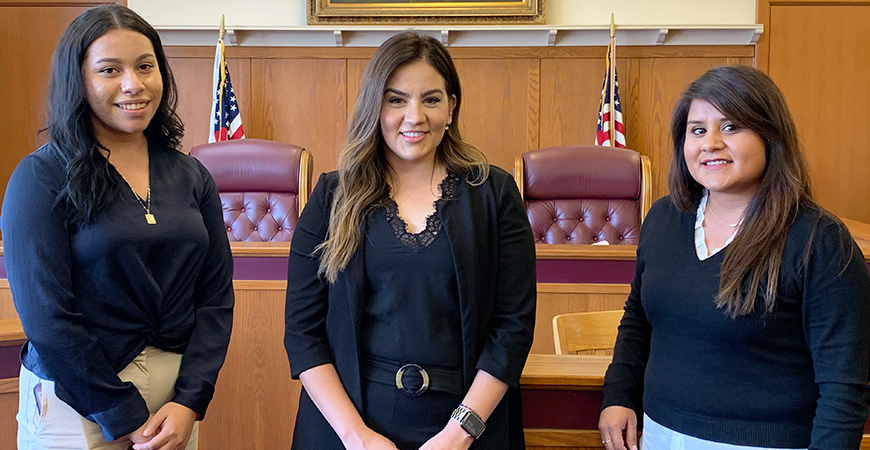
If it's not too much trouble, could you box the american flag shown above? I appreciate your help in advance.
[209,38,244,142]
[595,43,625,148]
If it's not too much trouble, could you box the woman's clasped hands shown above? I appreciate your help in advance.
[129,402,197,450]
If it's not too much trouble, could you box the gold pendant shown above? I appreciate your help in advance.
[145,213,156,225]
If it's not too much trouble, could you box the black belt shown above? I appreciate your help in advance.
[360,355,464,397]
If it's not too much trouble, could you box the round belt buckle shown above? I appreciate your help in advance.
[395,364,429,396]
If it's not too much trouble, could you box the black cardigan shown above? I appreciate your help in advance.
[284,167,536,449]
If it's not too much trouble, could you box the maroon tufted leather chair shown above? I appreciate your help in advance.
[514,145,651,245]
[190,139,313,242]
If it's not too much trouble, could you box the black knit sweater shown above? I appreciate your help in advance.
[603,197,870,449]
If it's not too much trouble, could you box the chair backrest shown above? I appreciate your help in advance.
[552,310,624,355]
[190,139,313,242]
[514,145,651,245]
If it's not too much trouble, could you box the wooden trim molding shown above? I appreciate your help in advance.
[232,280,288,291]
[157,27,761,49]
[535,244,637,261]
[298,150,313,217]
[0,377,18,395]
[0,318,24,346]
[640,154,652,223]
[537,283,631,295]
[524,428,608,447]
[514,155,525,201]
[164,45,755,60]
[229,242,291,257]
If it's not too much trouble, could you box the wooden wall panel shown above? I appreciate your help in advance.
[625,57,735,200]
[530,284,630,355]
[539,59,609,150]
[454,59,539,172]
[0,387,16,450]
[198,282,300,450]
[0,282,14,320]
[766,3,870,222]
[0,5,92,224]
[345,58,369,129]
[252,59,347,177]
[170,58,251,154]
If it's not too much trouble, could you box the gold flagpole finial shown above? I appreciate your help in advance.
[220,14,226,40]
[610,13,616,38]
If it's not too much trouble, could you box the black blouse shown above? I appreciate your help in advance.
[360,172,462,368]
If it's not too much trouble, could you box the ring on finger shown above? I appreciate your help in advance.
[603,439,612,444]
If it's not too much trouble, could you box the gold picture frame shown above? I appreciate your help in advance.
[308,0,545,25]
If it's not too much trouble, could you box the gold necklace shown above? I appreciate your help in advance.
[706,203,740,228]
[116,157,156,225]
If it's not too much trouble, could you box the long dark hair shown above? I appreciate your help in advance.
[317,31,489,282]
[669,65,814,317]
[46,4,183,224]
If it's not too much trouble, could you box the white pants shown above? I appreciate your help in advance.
[17,346,199,450]
[641,414,805,450]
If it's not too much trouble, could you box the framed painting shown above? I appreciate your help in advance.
[308,0,545,25]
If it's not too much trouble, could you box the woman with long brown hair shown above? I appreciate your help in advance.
[284,31,536,450]
[598,65,870,450]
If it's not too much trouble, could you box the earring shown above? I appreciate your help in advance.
[445,125,450,131]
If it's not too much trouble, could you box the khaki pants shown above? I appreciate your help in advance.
[17,346,199,450]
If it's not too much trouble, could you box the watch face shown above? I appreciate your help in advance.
[462,411,486,437]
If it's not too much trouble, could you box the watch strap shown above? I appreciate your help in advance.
[451,404,486,439]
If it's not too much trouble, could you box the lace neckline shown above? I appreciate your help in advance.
[383,171,460,252]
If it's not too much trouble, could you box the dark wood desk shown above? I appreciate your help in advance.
[521,354,609,450]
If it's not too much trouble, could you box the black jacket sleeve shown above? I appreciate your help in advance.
[284,173,334,378]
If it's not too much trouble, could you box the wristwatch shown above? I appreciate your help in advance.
[451,404,486,439]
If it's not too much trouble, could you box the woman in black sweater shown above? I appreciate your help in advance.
[599,66,870,450]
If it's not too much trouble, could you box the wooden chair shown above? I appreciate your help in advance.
[552,310,624,355]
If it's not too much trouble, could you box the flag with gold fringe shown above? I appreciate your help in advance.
[595,16,625,148]
[209,16,244,142]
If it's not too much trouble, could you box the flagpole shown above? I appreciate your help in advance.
[218,15,226,141]
[609,13,616,147]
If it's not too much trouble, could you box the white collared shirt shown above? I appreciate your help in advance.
[694,190,739,260]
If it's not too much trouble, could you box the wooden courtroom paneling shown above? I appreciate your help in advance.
[198,280,300,450]
[531,283,630,355]
[250,59,347,176]
[170,58,251,153]
[0,4,94,227]
[540,57,750,201]
[526,429,608,450]
[0,281,15,320]
[454,59,540,172]
[162,45,753,195]
[761,1,870,222]
[0,381,16,450]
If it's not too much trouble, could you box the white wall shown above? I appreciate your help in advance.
[128,0,757,28]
